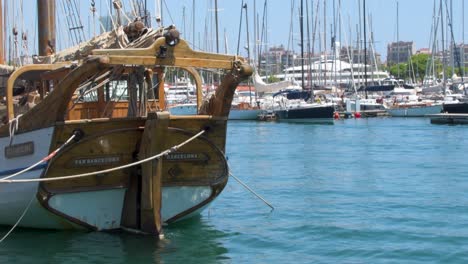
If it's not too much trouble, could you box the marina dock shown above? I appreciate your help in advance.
[427,113,468,124]
[338,110,390,119]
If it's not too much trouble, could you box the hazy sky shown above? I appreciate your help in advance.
[13,0,468,61]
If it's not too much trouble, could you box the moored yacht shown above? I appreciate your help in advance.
[263,89,335,123]
[272,59,389,90]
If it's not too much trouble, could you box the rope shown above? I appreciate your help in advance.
[0,133,78,181]
[8,114,23,145]
[229,171,274,211]
[106,0,117,31]
[120,3,132,24]
[0,194,35,243]
[0,130,206,184]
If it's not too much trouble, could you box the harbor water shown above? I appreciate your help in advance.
[1,117,468,263]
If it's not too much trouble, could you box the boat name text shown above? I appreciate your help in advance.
[73,156,121,167]
[165,153,207,162]
[5,142,34,159]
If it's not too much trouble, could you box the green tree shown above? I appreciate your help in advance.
[409,53,430,82]
[443,66,468,78]
[389,63,408,80]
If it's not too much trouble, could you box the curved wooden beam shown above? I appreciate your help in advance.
[5,60,103,133]
[179,67,203,113]
[6,64,66,121]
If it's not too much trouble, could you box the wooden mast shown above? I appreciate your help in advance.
[37,0,56,56]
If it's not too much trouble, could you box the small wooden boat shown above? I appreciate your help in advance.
[0,27,252,235]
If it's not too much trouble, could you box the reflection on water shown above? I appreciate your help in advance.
[161,216,230,263]
[0,216,229,264]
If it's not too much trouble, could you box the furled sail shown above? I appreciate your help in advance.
[253,71,298,94]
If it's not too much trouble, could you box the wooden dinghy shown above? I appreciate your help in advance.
[0,27,252,235]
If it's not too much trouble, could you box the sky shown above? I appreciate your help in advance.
[8,0,468,62]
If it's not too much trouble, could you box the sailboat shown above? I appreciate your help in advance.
[168,1,262,120]
[268,0,335,123]
[167,89,263,120]
[441,0,468,114]
[386,100,443,117]
[384,1,443,117]
[0,2,252,234]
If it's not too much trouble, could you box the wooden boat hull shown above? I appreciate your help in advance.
[0,33,253,234]
[0,116,229,230]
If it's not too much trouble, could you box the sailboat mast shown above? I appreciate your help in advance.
[244,3,253,105]
[0,0,3,64]
[155,0,162,27]
[300,0,305,90]
[444,0,464,92]
[440,0,446,96]
[253,0,257,68]
[214,0,219,53]
[258,0,267,74]
[37,0,56,56]
[397,1,399,78]
[144,0,148,25]
[323,0,327,88]
[192,0,195,49]
[244,3,251,61]
[306,0,313,92]
[236,1,244,55]
[363,0,368,99]
[450,0,454,77]
[224,28,228,54]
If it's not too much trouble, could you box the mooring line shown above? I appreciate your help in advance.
[229,171,274,211]
[0,129,206,244]
[0,130,206,184]
[0,195,35,244]
[0,133,77,181]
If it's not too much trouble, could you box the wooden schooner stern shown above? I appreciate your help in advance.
[0,19,252,236]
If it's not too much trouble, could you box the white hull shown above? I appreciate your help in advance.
[0,127,62,229]
[0,183,215,229]
[161,186,212,222]
[228,109,262,120]
[387,104,443,117]
[169,103,261,120]
[168,103,197,115]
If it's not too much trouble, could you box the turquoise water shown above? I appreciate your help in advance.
[2,118,468,263]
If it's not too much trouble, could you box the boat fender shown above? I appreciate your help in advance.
[354,112,361,118]
[333,112,340,119]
